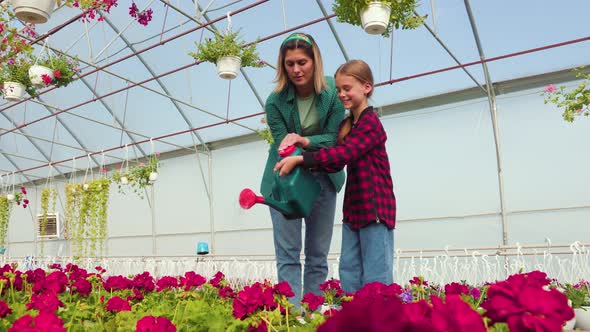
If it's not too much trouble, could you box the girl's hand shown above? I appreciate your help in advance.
[273,156,303,176]
[278,133,310,152]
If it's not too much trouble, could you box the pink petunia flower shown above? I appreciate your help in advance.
[544,84,556,93]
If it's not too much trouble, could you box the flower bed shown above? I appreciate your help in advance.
[0,264,582,331]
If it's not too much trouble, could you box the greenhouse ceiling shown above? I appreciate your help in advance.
[0,0,588,182]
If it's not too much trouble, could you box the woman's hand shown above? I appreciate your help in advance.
[278,133,310,152]
[273,156,304,176]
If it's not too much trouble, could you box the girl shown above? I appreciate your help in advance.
[274,59,396,293]
[261,32,346,305]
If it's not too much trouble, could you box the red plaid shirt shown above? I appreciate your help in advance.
[302,107,396,229]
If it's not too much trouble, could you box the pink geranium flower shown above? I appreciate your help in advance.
[544,84,556,93]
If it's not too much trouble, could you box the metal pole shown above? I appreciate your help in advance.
[208,151,215,254]
[151,184,157,256]
[463,0,508,246]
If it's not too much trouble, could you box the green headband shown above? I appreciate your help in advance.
[281,33,313,46]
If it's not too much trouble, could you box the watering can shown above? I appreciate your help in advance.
[239,145,321,219]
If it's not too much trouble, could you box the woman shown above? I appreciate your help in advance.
[261,32,345,306]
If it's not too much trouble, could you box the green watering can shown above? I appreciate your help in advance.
[239,145,321,219]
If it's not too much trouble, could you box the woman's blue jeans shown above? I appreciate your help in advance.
[270,173,336,307]
[339,222,394,294]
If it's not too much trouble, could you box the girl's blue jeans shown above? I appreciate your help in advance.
[339,222,394,293]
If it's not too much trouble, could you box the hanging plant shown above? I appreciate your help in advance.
[189,30,265,80]
[34,53,80,88]
[332,0,426,37]
[0,9,34,65]
[0,196,12,251]
[0,57,38,101]
[111,153,160,199]
[543,69,590,122]
[67,178,109,258]
[0,186,28,253]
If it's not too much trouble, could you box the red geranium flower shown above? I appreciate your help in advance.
[136,315,176,332]
[105,296,131,312]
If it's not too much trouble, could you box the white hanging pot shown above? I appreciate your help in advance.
[120,176,129,185]
[360,2,392,35]
[216,56,241,80]
[12,0,56,24]
[2,82,26,102]
[149,172,158,182]
[576,307,590,329]
[29,65,54,87]
[6,194,15,201]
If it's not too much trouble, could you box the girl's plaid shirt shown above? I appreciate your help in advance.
[302,107,396,229]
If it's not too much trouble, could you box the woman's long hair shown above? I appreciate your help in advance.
[273,33,326,95]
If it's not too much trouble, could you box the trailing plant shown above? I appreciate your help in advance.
[543,69,590,122]
[332,0,426,37]
[189,30,265,68]
[67,178,110,258]
[0,196,12,249]
[0,186,28,251]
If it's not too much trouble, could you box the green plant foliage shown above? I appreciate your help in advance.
[0,58,37,97]
[0,196,12,248]
[36,53,80,88]
[189,30,265,68]
[66,178,110,258]
[112,153,160,199]
[332,0,426,37]
[543,69,590,122]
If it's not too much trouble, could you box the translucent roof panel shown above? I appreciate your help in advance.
[1,0,588,178]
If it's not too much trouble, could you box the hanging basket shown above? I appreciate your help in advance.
[1,82,26,102]
[12,0,56,24]
[149,172,158,182]
[29,65,54,87]
[360,2,392,35]
[120,176,129,185]
[216,56,241,80]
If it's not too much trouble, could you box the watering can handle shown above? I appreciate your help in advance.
[278,145,296,158]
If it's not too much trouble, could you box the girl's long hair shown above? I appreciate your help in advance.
[273,33,326,95]
[335,60,374,143]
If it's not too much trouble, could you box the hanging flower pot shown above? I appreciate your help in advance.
[29,65,54,87]
[360,2,392,35]
[149,172,158,182]
[12,0,57,24]
[216,56,242,80]
[120,176,129,185]
[1,82,26,101]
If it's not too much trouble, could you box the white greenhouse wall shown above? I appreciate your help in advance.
[4,79,590,259]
